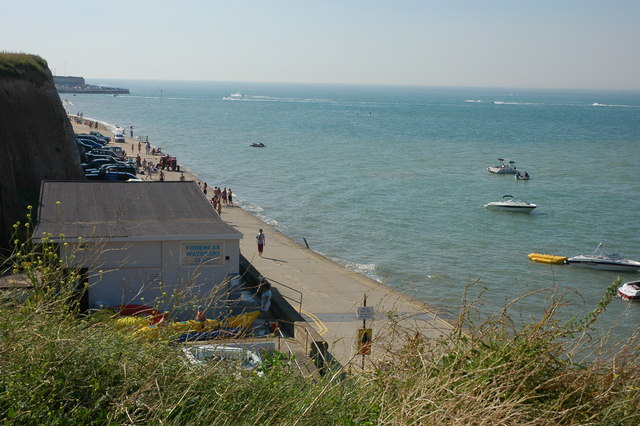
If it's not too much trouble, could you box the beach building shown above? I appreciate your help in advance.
[32,181,242,316]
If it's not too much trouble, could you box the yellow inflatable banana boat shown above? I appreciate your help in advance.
[528,253,568,264]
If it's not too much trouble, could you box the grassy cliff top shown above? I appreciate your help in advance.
[0,52,49,78]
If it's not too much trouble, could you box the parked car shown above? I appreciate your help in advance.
[101,146,125,157]
[90,131,111,143]
[113,133,126,143]
[76,138,103,149]
[86,171,139,181]
[82,158,117,172]
[75,134,108,145]
[99,163,136,175]
[88,149,122,160]
[84,158,132,174]
[85,154,121,165]
[103,171,138,181]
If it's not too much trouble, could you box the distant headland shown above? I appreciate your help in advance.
[53,76,129,94]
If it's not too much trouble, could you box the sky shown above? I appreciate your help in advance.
[2,0,639,90]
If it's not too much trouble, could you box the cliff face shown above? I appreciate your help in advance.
[0,54,85,246]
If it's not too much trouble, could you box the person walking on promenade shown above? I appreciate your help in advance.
[179,172,185,181]
[228,189,233,206]
[145,141,151,154]
[159,170,165,182]
[256,229,266,257]
[137,141,142,153]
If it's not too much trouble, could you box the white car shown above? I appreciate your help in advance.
[113,132,126,143]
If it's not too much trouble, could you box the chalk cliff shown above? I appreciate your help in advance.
[0,54,84,246]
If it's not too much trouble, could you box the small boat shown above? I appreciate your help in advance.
[488,158,518,174]
[484,195,537,213]
[528,253,567,264]
[618,281,640,301]
[182,344,263,370]
[250,142,265,148]
[567,242,640,272]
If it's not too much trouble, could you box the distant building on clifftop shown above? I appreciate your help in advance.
[53,75,129,94]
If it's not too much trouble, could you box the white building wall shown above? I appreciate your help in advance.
[63,239,241,313]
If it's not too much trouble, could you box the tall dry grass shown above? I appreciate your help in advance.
[1,218,639,424]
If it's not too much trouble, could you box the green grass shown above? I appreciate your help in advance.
[0,52,49,78]
[2,220,640,424]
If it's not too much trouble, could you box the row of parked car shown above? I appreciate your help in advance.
[76,132,139,181]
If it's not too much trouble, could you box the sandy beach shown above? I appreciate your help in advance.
[72,118,453,367]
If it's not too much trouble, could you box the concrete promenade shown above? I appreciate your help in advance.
[74,119,454,368]
[222,207,454,367]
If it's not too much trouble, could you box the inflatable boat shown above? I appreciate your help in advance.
[528,253,568,264]
[132,310,261,341]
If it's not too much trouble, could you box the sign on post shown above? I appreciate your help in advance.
[356,306,375,320]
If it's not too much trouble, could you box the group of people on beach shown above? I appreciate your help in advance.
[133,155,159,180]
[200,183,233,215]
[73,113,99,129]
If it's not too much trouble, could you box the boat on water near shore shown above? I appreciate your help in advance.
[567,242,640,272]
[485,195,537,213]
[618,281,640,301]
[528,253,567,264]
[250,142,265,148]
[488,158,517,174]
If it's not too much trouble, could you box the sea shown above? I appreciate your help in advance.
[64,80,640,344]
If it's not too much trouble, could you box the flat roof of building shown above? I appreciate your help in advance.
[33,181,242,242]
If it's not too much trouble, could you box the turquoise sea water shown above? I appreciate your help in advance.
[65,80,640,341]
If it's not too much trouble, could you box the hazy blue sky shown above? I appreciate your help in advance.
[3,0,639,89]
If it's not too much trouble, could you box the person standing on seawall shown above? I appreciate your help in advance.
[258,278,272,326]
[256,229,266,257]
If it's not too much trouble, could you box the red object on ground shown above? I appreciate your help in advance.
[117,304,158,316]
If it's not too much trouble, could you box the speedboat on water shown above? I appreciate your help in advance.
[567,242,640,272]
[487,158,517,174]
[484,195,537,213]
[250,142,265,148]
[618,281,640,301]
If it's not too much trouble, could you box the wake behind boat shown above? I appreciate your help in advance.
[484,195,537,213]
[488,158,518,174]
[567,242,640,272]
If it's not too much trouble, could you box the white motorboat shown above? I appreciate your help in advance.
[484,195,537,213]
[567,242,640,272]
[488,158,518,174]
[618,281,640,301]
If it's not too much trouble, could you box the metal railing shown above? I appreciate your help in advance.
[265,277,303,313]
